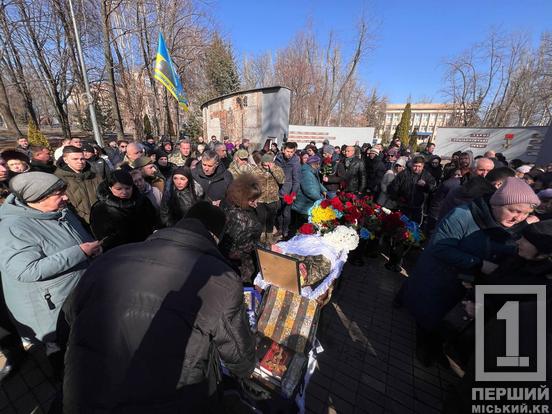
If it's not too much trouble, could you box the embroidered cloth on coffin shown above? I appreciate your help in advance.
[257,286,319,354]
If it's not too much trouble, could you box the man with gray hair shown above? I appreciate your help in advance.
[469,157,495,180]
[192,150,233,205]
[214,142,231,169]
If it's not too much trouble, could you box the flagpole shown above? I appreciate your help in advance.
[68,0,103,147]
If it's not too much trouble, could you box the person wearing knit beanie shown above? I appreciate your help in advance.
[489,177,540,228]
[9,172,67,204]
[490,177,540,207]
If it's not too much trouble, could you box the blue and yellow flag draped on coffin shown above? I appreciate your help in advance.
[154,33,189,111]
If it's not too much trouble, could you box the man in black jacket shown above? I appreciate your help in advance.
[29,145,56,173]
[337,145,367,194]
[388,155,436,223]
[63,202,255,413]
[192,150,233,205]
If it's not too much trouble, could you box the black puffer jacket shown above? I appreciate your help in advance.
[89,182,157,250]
[192,163,233,202]
[387,167,436,209]
[219,206,262,282]
[63,219,255,413]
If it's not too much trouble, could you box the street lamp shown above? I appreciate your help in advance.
[67,0,103,147]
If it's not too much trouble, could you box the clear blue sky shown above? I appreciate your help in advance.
[211,0,552,103]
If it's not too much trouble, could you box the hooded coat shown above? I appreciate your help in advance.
[403,196,522,331]
[364,155,386,194]
[55,163,102,223]
[89,182,157,251]
[192,163,233,202]
[159,181,203,227]
[292,164,327,215]
[63,220,255,413]
[425,155,443,184]
[0,194,92,343]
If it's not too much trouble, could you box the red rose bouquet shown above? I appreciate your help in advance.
[283,192,296,205]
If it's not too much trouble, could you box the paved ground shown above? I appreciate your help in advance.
[0,345,59,413]
[306,253,460,414]
[0,253,461,413]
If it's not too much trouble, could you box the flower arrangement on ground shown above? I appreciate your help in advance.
[321,225,359,252]
[378,210,425,247]
[377,209,425,272]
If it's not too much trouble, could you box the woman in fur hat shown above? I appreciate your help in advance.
[219,173,263,283]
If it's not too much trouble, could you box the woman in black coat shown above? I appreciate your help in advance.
[219,173,263,283]
[159,166,203,227]
[90,170,157,251]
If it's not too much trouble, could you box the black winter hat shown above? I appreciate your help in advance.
[522,219,552,254]
[183,201,226,238]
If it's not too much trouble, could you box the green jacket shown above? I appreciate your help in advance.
[55,165,102,223]
[0,194,93,343]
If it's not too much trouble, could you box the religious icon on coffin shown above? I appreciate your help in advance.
[287,253,331,287]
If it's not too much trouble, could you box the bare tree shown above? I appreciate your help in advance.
[442,30,552,127]
[101,0,125,140]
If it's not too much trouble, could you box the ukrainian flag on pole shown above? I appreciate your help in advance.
[154,33,189,111]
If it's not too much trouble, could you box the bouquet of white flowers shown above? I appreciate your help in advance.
[321,225,359,252]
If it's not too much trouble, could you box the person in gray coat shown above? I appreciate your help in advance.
[0,172,101,347]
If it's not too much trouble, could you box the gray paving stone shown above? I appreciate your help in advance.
[360,373,386,394]
[385,397,414,413]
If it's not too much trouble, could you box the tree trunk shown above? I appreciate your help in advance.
[137,0,161,137]
[0,71,22,137]
[0,7,38,126]
[101,0,125,141]
[15,0,71,138]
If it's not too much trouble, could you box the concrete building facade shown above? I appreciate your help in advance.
[381,103,456,139]
[201,86,291,149]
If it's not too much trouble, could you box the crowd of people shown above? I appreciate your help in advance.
[0,133,551,412]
